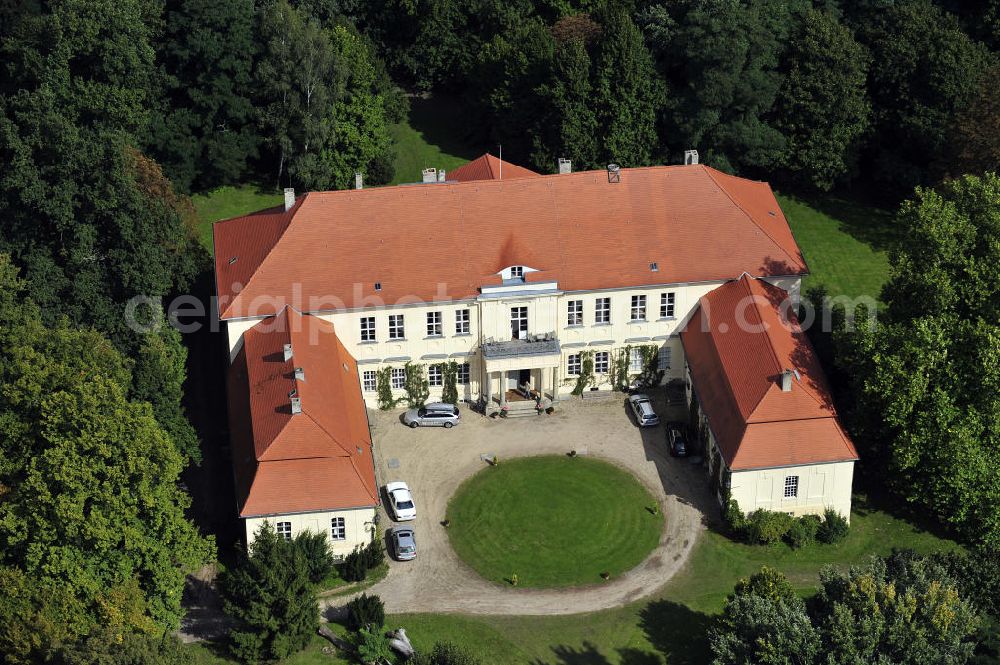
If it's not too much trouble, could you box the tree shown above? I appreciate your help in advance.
[221,522,319,663]
[952,66,1000,178]
[148,0,258,191]
[0,567,90,665]
[836,173,1000,547]
[591,7,662,166]
[772,8,870,190]
[855,0,994,192]
[0,255,213,633]
[48,629,198,665]
[531,37,599,171]
[413,642,483,665]
[710,568,821,665]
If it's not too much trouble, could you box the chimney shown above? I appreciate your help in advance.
[780,368,795,392]
[355,172,363,190]
[294,367,305,381]
[607,163,621,183]
[290,396,302,414]
[437,169,446,183]
[284,188,295,211]
[422,167,437,184]
[558,158,572,174]
[684,149,699,165]
[283,343,293,362]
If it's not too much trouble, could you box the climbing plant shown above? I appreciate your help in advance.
[610,346,632,391]
[402,362,429,408]
[572,350,595,396]
[440,361,459,404]
[376,367,396,410]
[635,345,663,389]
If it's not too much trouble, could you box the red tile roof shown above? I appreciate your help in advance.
[680,275,858,471]
[213,164,807,320]
[227,307,378,517]
[447,153,540,182]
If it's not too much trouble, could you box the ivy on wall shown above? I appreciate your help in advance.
[376,367,396,411]
[440,361,458,404]
[572,350,595,396]
[402,362,429,408]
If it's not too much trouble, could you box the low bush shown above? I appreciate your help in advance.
[784,515,822,549]
[817,509,850,544]
[346,593,385,631]
[414,642,483,665]
[361,538,385,570]
[355,625,393,663]
[744,510,795,544]
[722,495,747,538]
[340,548,368,582]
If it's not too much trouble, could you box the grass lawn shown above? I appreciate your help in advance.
[777,193,896,300]
[191,185,283,252]
[389,95,481,185]
[447,456,663,587]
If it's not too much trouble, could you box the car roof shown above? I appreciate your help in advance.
[394,528,414,540]
[386,481,409,493]
[424,402,455,411]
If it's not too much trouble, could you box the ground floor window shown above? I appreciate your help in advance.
[276,521,292,541]
[567,354,581,375]
[362,370,376,392]
[658,346,672,370]
[391,367,405,389]
[629,348,644,372]
[457,362,470,384]
[594,351,609,374]
[429,364,443,387]
[331,517,346,540]
[784,475,799,498]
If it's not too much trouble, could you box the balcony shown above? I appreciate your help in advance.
[481,332,560,360]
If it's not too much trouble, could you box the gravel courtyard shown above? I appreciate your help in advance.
[324,393,714,617]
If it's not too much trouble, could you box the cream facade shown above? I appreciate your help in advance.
[244,506,377,559]
[224,273,802,409]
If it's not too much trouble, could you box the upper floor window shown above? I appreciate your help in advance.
[457,363,470,384]
[276,521,292,541]
[391,367,405,389]
[429,364,443,387]
[455,309,470,335]
[660,292,676,318]
[567,354,581,375]
[511,306,528,339]
[784,476,799,499]
[360,316,376,342]
[594,351,609,374]
[331,517,346,540]
[510,265,524,280]
[388,314,405,340]
[567,300,583,326]
[595,297,611,324]
[631,295,647,322]
[362,370,377,392]
[426,311,442,337]
[658,346,672,370]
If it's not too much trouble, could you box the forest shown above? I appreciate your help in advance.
[0,0,998,663]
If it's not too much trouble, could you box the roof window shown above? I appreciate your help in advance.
[650,262,659,272]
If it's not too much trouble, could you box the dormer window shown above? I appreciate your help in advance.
[510,266,524,280]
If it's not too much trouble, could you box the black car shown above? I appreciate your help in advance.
[666,423,688,457]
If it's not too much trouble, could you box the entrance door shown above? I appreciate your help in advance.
[518,369,531,388]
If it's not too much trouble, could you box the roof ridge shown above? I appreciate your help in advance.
[701,167,802,270]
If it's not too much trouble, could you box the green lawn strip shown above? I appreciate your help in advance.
[777,193,893,300]
[389,95,482,185]
[190,185,283,253]
[446,456,663,587]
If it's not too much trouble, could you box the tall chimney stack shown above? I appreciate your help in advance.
[283,343,293,362]
[355,172,363,190]
[437,169,446,183]
[422,168,437,184]
[294,367,305,381]
[684,150,700,165]
[558,158,572,174]
[780,368,794,392]
[284,188,295,211]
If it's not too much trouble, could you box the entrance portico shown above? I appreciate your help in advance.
[481,335,561,406]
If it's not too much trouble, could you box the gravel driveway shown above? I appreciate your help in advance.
[323,393,713,617]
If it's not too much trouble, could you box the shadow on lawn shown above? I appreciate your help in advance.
[408,94,483,161]
[799,193,900,253]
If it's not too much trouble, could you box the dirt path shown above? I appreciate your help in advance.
[322,394,712,617]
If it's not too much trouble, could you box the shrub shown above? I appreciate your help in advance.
[355,625,393,663]
[722,495,747,538]
[784,515,821,549]
[346,593,385,631]
[817,509,849,544]
[743,510,794,545]
[414,641,483,665]
[361,538,385,570]
[340,548,368,582]
[293,530,335,584]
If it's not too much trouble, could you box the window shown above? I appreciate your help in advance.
[455,309,470,335]
[631,295,647,321]
[595,297,611,324]
[276,521,292,541]
[510,265,524,280]
[429,364,443,387]
[660,292,675,318]
[330,517,346,541]
[457,363,470,384]
[567,299,583,326]
[426,311,442,337]
[567,354,582,375]
[510,306,528,339]
[391,367,405,389]
[360,316,376,342]
[594,351,609,374]
[362,370,376,392]
[784,476,799,499]
[388,314,405,340]
[629,348,644,373]
[658,346,672,371]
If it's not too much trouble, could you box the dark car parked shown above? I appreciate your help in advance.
[666,422,688,457]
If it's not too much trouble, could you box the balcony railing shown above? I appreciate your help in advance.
[481,332,560,359]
